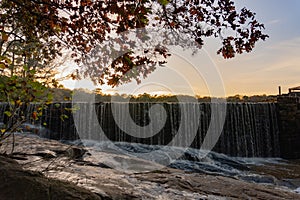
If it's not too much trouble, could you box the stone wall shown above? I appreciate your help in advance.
[277,96,300,159]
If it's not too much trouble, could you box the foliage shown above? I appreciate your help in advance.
[0,61,53,143]
[0,0,66,145]
[0,12,58,144]
[1,0,268,87]
[0,3,58,85]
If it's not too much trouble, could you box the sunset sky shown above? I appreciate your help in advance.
[62,0,300,97]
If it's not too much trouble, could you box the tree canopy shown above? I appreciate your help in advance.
[0,0,268,86]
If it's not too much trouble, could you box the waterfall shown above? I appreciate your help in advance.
[71,102,279,157]
[214,103,280,157]
[0,103,7,127]
[0,102,280,157]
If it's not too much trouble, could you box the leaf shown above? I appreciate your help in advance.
[29,70,36,75]
[55,103,60,108]
[32,111,38,120]
[47,93,54,100]
[4,111,12,117]
[60,114,69,121]
[23,65,29,71]
[2,32,8,42]
[170,21,176,27]
[158,0,169,6]
[38,111,43,116]
[15,100,22,105]
[64,96,71,101]
[0,63,6,69]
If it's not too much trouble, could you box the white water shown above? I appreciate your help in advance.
[70,139,295,189]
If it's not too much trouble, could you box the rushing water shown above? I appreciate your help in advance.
[68,138,300,192]
[0,102,280,157]
[72,102,280,157]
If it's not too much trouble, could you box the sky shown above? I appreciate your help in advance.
[61,0,300,97]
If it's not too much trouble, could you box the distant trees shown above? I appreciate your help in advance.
[226,94,277,103]
[51,88,277,103]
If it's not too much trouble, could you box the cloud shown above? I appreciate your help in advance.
[258,37,300,72]
[266,19,281,25]
[267,19,281,25]
[266,37,300,50]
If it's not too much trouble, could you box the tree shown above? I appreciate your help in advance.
[0,0,59,145]
[1,0,268,87]
[0,0,268,152]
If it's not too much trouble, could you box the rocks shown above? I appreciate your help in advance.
[0,155,102,200]
[1,134,300,199]
[66,147,87,160]
[133,171,300,200]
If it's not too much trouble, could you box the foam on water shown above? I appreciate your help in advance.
[294,187,300,194]
[71,139,288,187]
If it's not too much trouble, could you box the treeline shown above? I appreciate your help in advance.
[50,88,278,103]
[226,94,277,103]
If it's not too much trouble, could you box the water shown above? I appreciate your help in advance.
[0,102,280,157]
[73,102,280,157]
[70,139,300,192]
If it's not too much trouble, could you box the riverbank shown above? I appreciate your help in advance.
[1,134,300,199]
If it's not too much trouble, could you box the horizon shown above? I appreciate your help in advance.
[58,87,280,99]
